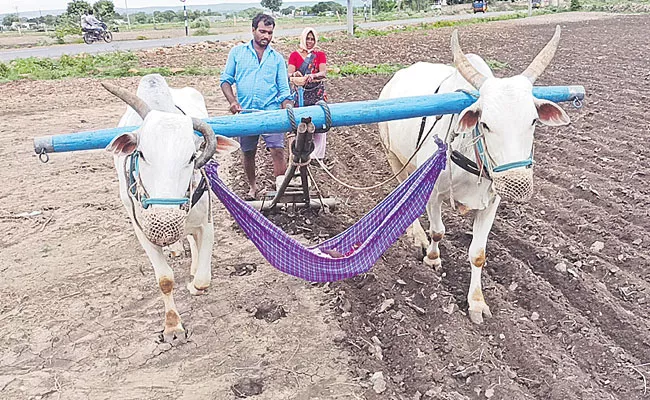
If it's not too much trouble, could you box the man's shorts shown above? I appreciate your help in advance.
[239,133,285,153]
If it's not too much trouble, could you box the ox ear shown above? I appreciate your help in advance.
[455,104,481,134]
[534,98,570,126]
[106,132,138,155]
[215,135,240,155]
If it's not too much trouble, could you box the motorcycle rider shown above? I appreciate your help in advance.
[80,9,104,37]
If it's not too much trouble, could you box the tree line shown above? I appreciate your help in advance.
[2,0,477,32]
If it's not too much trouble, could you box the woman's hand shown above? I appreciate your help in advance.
[292,71,303,77]
[305,74,313,84]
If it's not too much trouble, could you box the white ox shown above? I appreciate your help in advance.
[379,27,571,323]
[103,74,239,341]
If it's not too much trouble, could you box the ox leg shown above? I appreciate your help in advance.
[188,235,199,276]
[167,240,185,258]
[386,151,429,252]
[467,196,500,324]
[423,198,445,269]
[187,222,214,296]
[132,227,186,342]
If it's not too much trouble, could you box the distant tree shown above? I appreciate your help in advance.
[373,0,397,12]
[66,0,92,19]
[163,10,178,22]
[53,13,82,41]
[311,1,345,14]
[238,7,265,18]
[93,0,115,20]
[190,17,210,29]
[261,0,283,12]
[132,12,150,24]
[570,0,581,10]
[2,14,19,27]
[43,14,57,26]
[280,5,295,15]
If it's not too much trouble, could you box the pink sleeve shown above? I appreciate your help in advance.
[317,51,327,65]
[288,52,302,68]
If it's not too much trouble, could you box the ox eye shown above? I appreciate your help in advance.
[480,122,490,132]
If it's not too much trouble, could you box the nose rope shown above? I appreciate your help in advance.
[128,151,191,209]
[471,126,535,202]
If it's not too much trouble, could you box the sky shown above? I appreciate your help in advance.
[0,0,260,15]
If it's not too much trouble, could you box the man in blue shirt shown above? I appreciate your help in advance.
[220,13,293,200]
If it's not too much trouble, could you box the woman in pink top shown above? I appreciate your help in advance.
[288,27,328,162]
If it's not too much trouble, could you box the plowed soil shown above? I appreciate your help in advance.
[1,12,649,400]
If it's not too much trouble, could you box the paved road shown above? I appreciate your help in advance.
[0,11,514,61]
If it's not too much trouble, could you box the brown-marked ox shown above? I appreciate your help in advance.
[378,27,571,323]
[104,74,239,341]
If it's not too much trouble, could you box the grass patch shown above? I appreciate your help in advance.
[192,28,211,36]
[485,59,509,70]
[352,12,532,39]
[0,52,220,82]
[330,62,405,77]
[414,12,529,30]
[354,28,391,38]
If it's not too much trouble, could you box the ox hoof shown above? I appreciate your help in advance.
[415,240,430,253]
[468,305,492,324]
[187,281,208,296]
[423,255,442,270]
[162,326,187,343]
[165,241,186,258]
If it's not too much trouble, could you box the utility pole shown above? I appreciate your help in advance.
[15,6,22,36]
[181,0,188,36]
[528,0,533,16]
[124,0,131,29]
[363,0,367,22]
[346,0,353,36]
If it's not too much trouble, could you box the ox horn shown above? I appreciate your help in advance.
[101,82,151,120]
[192,118,216,169]
[451,29,488,90]
[521,25,561,84]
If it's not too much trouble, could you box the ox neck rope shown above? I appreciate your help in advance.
[203,140,447,282]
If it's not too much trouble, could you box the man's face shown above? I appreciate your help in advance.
[252,22,274,48]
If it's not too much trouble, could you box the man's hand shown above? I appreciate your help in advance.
[229,101,242,114]
[281,99,293,109]
[304,74,313,84]
[292,71,303,77]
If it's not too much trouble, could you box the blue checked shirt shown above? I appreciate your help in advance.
[220,41,292,111]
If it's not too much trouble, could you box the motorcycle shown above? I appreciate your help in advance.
[83,22,113,44]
